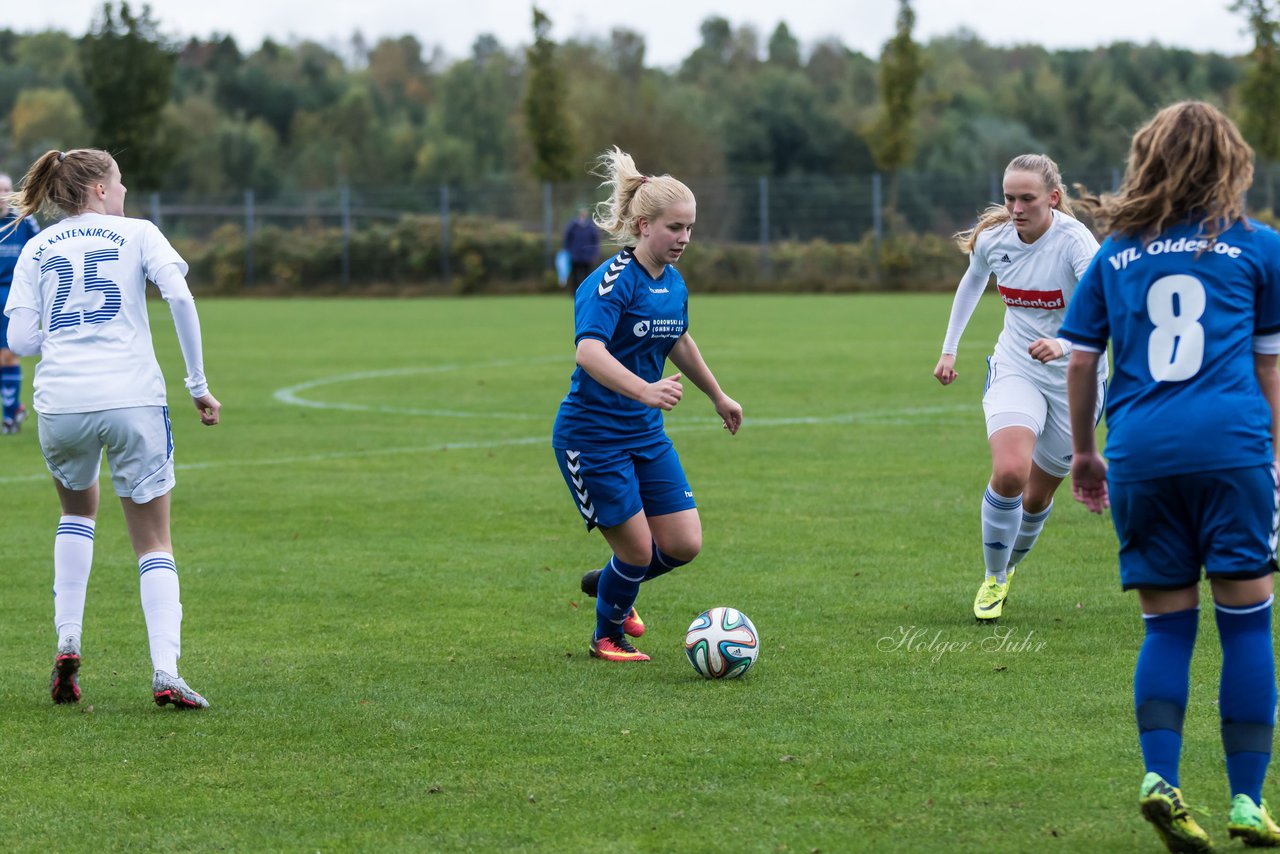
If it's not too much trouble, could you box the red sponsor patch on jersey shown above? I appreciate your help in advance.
[996,283,1064,310]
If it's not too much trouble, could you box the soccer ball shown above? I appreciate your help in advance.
[684,607,759,679]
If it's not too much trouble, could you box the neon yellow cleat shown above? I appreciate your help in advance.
[973,567,1015,621]
[1139,772,1213,853]
[1228,793,1280,847]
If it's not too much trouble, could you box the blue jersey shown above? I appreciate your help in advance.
[0,212,40,287]
[1059,219,1280,482]
[552,248,689,450]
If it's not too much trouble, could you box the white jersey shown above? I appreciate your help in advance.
[943,209,1107,386]
[5,213,186,414]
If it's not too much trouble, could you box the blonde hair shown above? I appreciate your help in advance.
[592,146,695,245]
[3,149,114,237]
[955,154,1076,253]
[1075,101,1253,242]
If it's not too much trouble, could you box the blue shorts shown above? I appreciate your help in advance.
[0,285,9,350]
[553,438,695,531]
[1111,465,1279,591]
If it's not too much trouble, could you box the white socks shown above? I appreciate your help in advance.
[139,551,182,675]
[981,485,1022,584]
[53,515,95,646]
[1011,502,1053,569]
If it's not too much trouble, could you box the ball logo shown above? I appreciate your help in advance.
[633,320,650,337]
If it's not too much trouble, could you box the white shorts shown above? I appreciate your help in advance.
[982,357,1105,478]
[38,406,175,503]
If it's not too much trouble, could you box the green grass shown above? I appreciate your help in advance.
[0,294,1256,852]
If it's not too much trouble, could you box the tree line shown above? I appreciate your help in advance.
[0,1,1277,205]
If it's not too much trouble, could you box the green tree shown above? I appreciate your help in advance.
[767,22,800,69]
[10,87,90,162]
[1233,0,1280,209]
[523,7,574,182]
[869,0,923,213]
[78,2,177,189]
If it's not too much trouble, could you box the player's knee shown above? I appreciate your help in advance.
[989,468,1028,497]
[665,536,701,564]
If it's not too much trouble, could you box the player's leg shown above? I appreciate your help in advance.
[1203,465,1280,845]
[637,438,700,581]
[1135,587,1213,853]
[975,367,1046,620]
[119,494,206,709]
[1011,464,1064,567]
[108,407,207,708]
[591,512,657,659]
[1012,373,1103,572]
[0,289,23,432]
[1115,476,1213,851]
[38,413,105,705]
[647,509,700,579]
[554,447,649,658]
[975,423,1035,620]
[0,287,25,434]
[50,480,97,705]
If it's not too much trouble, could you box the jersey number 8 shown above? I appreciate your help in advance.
[1147,274,1205,382]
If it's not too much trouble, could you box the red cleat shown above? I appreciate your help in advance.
[589,635,650,662]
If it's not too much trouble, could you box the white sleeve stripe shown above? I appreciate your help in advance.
[1254,331,1280,355]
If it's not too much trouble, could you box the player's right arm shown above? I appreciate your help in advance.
[3,243,43,355]
[1061,259,1111,513]
[934,251,992,386]
[575,338,683,411]
[1068,348,1108,513]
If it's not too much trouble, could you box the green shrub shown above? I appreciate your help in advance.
[178,213,967,295]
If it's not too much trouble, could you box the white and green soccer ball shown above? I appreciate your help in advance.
[684,607,759,679]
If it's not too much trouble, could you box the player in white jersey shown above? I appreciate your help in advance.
[933,154,1107,622]
[2,148,220,709]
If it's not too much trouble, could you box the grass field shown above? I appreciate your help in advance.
[0,293,1257,852]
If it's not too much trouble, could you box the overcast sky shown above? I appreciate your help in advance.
[3,0,1256,66]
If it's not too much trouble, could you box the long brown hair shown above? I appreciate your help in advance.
[592,146,695,246]
[955,154,1076,253]
[1075,101,1253,242]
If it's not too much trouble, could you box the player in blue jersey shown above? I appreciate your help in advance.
[1062,102,1280,852]
[552,146,743,663]
[4,149,220,710]
[0,172,40,433]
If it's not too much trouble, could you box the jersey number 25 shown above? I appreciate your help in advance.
[41,249,123,332]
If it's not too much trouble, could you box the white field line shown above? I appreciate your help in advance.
[0,358,974,484]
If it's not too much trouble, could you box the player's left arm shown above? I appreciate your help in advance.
[1255,353,1280,462]
[1036,232,1103,364]
[152,262,219,426]
[668,333,742,435]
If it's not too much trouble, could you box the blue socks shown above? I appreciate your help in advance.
[1134,599,1277,801]
[594,556,647,641]
[0,364,20,422]
[1216,597,1276,804]
[1135,608,1198,787]
[644,544,690,583]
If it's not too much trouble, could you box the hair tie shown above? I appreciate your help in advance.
[640,176,649,184]
[57,151,66,163]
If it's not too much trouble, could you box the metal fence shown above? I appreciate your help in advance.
[125,169,1140,287]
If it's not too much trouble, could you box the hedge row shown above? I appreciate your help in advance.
[173,214,968,296]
